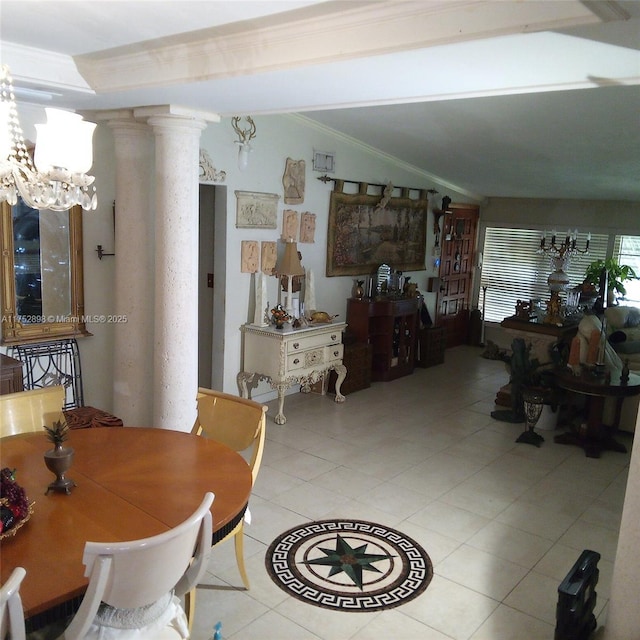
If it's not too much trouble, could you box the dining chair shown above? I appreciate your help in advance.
[0,386,65,438]
[57,492,213,640]
[191,388,267,588]
[0,566,26,640]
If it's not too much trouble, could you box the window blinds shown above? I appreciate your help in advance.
[480,228,608,322]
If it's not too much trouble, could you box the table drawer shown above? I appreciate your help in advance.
[325,343,344,363]
[287,348,325,371]
[287,330,341,354]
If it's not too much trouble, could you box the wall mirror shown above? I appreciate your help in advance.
[1,199,90,344]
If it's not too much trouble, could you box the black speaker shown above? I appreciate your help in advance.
[555,549,600,640]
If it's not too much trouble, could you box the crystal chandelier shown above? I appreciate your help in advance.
[537,229,590,324]
[0,64,97,211]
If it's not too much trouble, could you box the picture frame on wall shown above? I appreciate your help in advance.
[326,190,428,276]
[235,190,279,229]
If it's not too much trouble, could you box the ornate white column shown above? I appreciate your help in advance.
[143,110,206,430]
[106,112,154,426]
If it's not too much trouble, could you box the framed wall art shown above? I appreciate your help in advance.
[326,189,428,277]
[235,190,279,229]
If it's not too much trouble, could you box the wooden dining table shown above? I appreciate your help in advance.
[0,426,252,625]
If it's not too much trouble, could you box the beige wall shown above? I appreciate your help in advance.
[603,416,640,638]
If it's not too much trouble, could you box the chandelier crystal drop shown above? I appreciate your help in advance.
[0,64,97,211]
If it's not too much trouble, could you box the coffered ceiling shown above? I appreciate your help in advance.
[1,0,639,201]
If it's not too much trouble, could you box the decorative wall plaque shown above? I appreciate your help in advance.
[235,191,279,229]
[283,158,305,204]
[300,212,316,243]
[241,240,259,273]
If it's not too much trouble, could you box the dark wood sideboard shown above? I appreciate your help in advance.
[346,297,419,381]
[0,353,24,395]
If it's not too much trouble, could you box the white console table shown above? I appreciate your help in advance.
[238,322,347,424]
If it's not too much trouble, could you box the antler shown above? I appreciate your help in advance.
[231,116,257,144]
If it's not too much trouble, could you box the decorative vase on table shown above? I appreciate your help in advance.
[516,388,546,447]
[43,420,76,495]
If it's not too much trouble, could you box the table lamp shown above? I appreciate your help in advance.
[276,239,304,319]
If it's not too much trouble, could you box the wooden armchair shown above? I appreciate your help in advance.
[0,386,65,438]
[191,388,267,587]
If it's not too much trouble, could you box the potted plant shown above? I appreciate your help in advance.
[584,258,637,306]
[43,419,76,494]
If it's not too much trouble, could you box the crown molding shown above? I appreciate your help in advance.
[74,0,605,94]
[288,113,484,201]
[2,43,94,95]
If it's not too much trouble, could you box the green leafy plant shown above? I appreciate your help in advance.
[584,258,637,303]
[43,419,70,448]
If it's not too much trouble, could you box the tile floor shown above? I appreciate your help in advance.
[191,345,632,639]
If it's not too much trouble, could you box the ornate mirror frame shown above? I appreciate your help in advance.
[1,201,90,344]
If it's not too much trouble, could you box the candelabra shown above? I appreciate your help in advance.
[537,230,589,324]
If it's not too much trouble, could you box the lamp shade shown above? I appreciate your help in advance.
[276,240,304,276]
[34,108,96,174]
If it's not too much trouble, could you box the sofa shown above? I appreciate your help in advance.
[603,306,640,371]
[576,308,640,432]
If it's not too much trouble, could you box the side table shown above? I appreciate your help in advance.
[416,326,446,368]
[554,367,640,458]
[238,322,347,424]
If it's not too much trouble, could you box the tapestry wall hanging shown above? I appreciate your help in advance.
[326,188,428,277]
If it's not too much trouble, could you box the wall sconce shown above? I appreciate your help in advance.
[276,239,305,319]
[231,116,256,171]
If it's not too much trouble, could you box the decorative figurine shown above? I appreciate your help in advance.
[270,303,291,329]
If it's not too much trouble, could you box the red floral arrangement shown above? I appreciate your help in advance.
[0,467,31,536]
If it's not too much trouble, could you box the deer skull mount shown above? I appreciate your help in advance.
[231,116,256,171]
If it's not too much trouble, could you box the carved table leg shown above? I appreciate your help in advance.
[274,383,288,424]
[333,364,347,403]
[237,371,252,399]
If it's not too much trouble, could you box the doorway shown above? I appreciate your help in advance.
[198,185,215,388]
[198,184,227,390]
[435,203,480,347]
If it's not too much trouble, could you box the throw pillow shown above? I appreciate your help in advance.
[625,308,640,328]
[605,307,628,329]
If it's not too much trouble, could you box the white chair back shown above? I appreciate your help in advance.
[0,567,26,640]
[62,492,213,640]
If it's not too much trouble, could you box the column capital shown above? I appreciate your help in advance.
[135,104,217,125]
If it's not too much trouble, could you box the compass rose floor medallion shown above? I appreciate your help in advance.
[265,519,433,612]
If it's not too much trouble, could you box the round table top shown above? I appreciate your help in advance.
[0,427,252,619]
[555,366,640,398]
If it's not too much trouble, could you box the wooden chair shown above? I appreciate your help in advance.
[57,492,213,640]
[0,386,65,438]
[0,567,26,640]
[191,388,267,588]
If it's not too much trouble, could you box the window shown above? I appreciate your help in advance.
[614,235,640,305]
[480,228,607,323]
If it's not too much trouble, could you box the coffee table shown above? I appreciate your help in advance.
[554,367,640,457]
